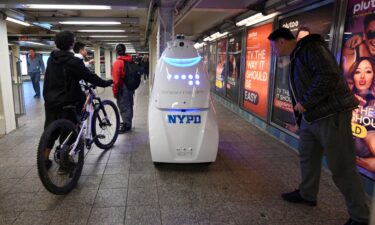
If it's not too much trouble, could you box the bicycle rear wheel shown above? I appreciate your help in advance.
[92,100,120,149]
[37,119,84,195]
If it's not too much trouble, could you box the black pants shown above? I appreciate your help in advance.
[44,107,79,149]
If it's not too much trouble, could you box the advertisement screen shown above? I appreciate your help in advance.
[215,38,227,95]
[243,23,272,119]
[271,3,334,133]
[209,43,217,91]
[226,33,242,103]
[341,0,375,179]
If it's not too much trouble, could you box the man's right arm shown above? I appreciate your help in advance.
[72,59,112,87]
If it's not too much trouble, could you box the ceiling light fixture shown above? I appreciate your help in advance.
[6,17,31,27]
[90,35,128,38]
[59,21,121,25]
[21,41,46,46]
[236,12,278,27]
[203,32,228,42]
[24,4,111,10]
[77,30,125,32]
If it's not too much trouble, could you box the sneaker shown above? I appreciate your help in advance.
[33,94,40,98]
[119,126,131,134]
[344,218,368,225]
[45,159,52,170]
[281,189,317,206]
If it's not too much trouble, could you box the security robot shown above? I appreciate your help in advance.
[148,35,219,163]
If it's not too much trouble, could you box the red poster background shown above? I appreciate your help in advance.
[243,23,272,119]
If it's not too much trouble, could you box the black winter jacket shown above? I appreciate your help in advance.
[43,50,110,109]
[289,34,358,124]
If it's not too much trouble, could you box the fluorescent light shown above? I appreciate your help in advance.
[90,35,128,38]
[24,4,111,10]
[203,32,228,42]
[59,21,121,25]
[6,17,31,27]
[236,13,263,27]
[77,30,125,32]
[22,41,46,46]
[32,22,52,29]
[194,42,206,49]
[236,12,278,27]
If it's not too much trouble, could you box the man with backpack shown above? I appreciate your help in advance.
[112,44,140,133]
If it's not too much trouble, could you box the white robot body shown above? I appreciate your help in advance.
[148,37,219,163]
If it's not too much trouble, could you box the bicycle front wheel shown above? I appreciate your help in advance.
[92,100,120,149]
[37,119,84,195]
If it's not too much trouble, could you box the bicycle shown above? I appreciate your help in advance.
[37,82,120,195]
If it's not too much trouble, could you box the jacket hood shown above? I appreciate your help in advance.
[117,54,133,62]
[50,50,74,65]
[291,34,326,61]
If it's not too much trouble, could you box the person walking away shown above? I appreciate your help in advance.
[112,44,134,133]
[27,48,45,98]
[142,54,149,82]
[268,27,369,225]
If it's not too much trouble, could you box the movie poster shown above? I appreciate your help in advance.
[341,0,375,179]
[209,43,217,91]
[271,3,334,134]
[243,23,272,119]
[226,32,242,103]
[215,38,227,95]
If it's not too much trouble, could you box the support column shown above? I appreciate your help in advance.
[112,49,117,65]
[157,0,175,57]
[0,19,16,134]
[104,48,111,79]
[94,45,101,76]
[11,45,20,83]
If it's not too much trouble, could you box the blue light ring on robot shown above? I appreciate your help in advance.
[163,56,202,67]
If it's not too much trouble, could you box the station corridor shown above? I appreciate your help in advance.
[0,81,353,225]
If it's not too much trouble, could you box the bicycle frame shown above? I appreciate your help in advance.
[67,85,98,157]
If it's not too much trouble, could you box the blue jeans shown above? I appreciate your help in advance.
[28,72,40,96]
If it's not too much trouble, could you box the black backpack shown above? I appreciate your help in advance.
[124,61,141,91]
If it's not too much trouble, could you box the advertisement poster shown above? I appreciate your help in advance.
[226,32,242,103]
[243,23,272,119]
[271,3,334,134]
[209,43,217,91]
[341,0,375,179]
[215,38,227,95]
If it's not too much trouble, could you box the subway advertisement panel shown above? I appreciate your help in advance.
[271,3,334,134]
[209,43,217,91]
[226,33,242,102]
[341,0,375,179]
[215,38,227,95]
[243,23,272,119]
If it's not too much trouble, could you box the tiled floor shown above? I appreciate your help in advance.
[0,81,356,224]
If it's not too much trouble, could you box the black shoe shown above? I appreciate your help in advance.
[45,159,52,170]
[33,94,40,98]
[281,189,317,206]
[344,218,368,225]
[119,126,131,134]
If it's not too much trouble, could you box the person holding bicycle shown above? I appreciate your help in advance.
[43,31,113,170]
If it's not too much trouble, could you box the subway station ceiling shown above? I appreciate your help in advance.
[0,0,310,52]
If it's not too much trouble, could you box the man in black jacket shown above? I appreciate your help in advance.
[43,31,112,168]
[268,28,369,225]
